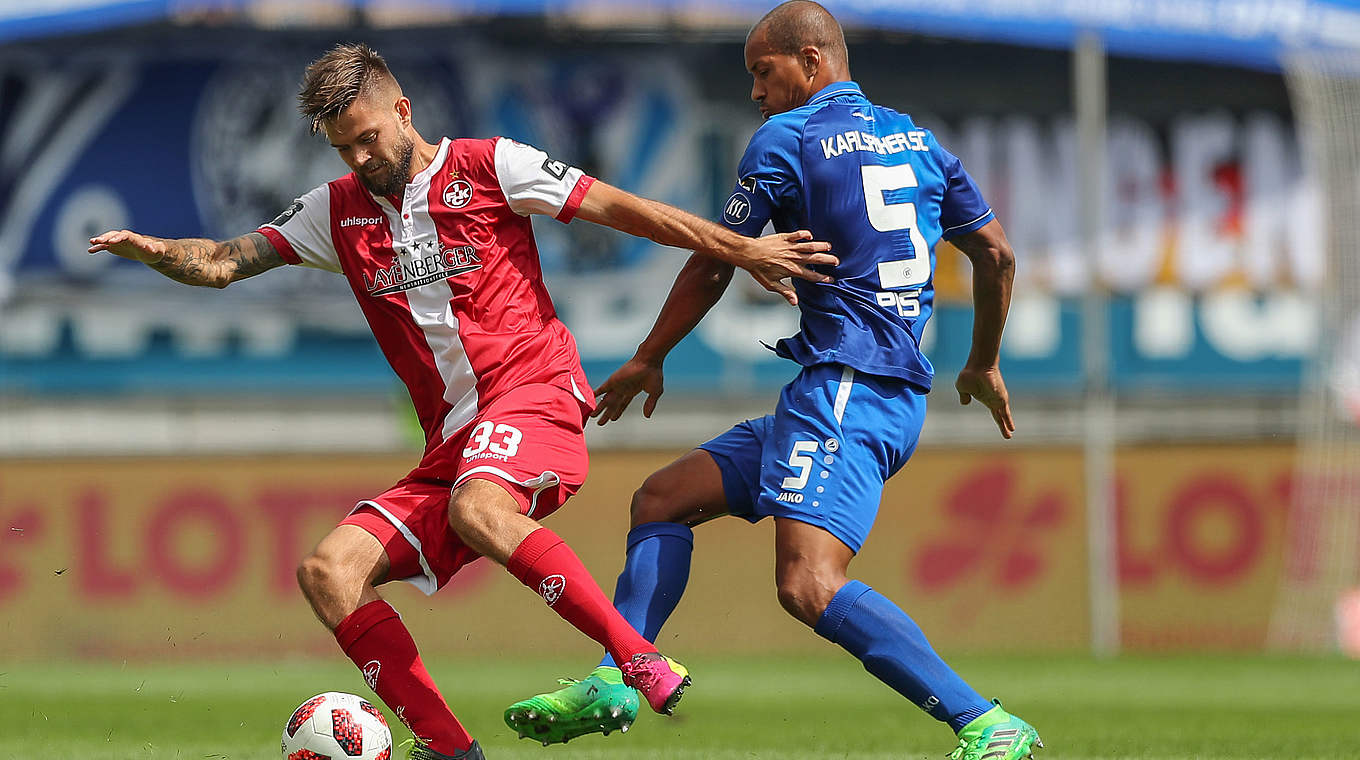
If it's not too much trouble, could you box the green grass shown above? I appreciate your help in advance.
[1,654,1357,759]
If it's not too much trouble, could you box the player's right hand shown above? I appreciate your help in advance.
[592,357,665,425]
[88,229,165,264]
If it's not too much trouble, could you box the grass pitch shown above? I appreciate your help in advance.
[0,653,1356,759]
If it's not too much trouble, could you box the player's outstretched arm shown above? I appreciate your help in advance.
[573,180,836,306]
[593,253,735,425]
[88,230,285,289]
[950,219,1017,439]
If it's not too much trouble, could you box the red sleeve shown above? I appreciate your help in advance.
[554,175,596,223]
[256,226,301,265]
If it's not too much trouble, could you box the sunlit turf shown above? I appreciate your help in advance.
[1,653,1356,759]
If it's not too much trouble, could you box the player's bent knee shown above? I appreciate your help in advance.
[296,552,339,600]
[629,471,693,525]
[296,541,372,600]
[775,582,821,627]
[301,525,388,594]
[629,479,671,524]
[446,491,502,552]
[775,568,845,627]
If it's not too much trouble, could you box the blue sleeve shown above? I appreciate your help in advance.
[721,116,802,237]
[930,132,994,239]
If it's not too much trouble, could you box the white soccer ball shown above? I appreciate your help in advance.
[281,692,393,760]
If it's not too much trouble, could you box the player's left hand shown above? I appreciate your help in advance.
[737,231,838,306]
[592,357,665,425]
[955,364,1015,439]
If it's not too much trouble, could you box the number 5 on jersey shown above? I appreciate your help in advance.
[863,163,930,318]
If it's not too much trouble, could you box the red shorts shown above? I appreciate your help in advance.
[340,383,589,594]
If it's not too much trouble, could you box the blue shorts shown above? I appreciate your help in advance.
[699,363,925,552]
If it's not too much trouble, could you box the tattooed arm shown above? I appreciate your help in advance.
[87,230,285,288]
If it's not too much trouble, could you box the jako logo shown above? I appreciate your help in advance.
[362,660,381,689]
[538,574,566,606]
[341,216,383,228]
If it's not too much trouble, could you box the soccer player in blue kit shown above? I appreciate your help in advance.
[505,3,1041,758]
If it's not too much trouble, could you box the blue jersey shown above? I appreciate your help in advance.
[721,81,994,392]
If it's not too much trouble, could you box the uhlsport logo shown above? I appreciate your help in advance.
[723,191,751,224]
[443,179,474,208]
[362,660,381,690]
[538,574,566,606]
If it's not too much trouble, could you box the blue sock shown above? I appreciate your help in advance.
[815,580,991,732]
[598,521,694,669]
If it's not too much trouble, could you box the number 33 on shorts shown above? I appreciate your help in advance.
[462,421,523,460]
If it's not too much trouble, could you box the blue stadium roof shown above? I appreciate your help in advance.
[5,0,1360,70]
[823,0,1360,70]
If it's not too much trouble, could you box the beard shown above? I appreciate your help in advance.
[358,134,415,196]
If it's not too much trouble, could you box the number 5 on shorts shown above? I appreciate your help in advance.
[781,440,819,490]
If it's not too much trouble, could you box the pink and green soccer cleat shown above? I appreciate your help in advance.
[949,701,1043,760]
[402,737,484,760]
[503,666,640,745]
[618,651,692,716]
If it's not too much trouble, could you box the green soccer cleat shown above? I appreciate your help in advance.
[948,700,1043,760]
[503,665,640,745]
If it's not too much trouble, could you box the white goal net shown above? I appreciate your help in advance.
[1270,51,1360,652]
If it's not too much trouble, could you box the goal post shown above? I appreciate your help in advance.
[1269,50,1360,653]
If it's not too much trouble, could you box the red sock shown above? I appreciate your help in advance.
[507,527,656,666]
[334,600,472,754]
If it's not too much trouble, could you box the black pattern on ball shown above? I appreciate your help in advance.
[331,708,365,756]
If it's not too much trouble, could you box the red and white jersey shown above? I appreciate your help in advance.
[257,136,596,482]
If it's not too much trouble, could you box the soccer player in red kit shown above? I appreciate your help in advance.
[88,43,836,760]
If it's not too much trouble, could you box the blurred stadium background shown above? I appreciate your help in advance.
[2,2,1360,754]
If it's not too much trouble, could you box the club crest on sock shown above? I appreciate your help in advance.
[362,660,381,690]
[538,574,566,606]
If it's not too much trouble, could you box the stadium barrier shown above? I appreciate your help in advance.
[0,445,1289,660]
